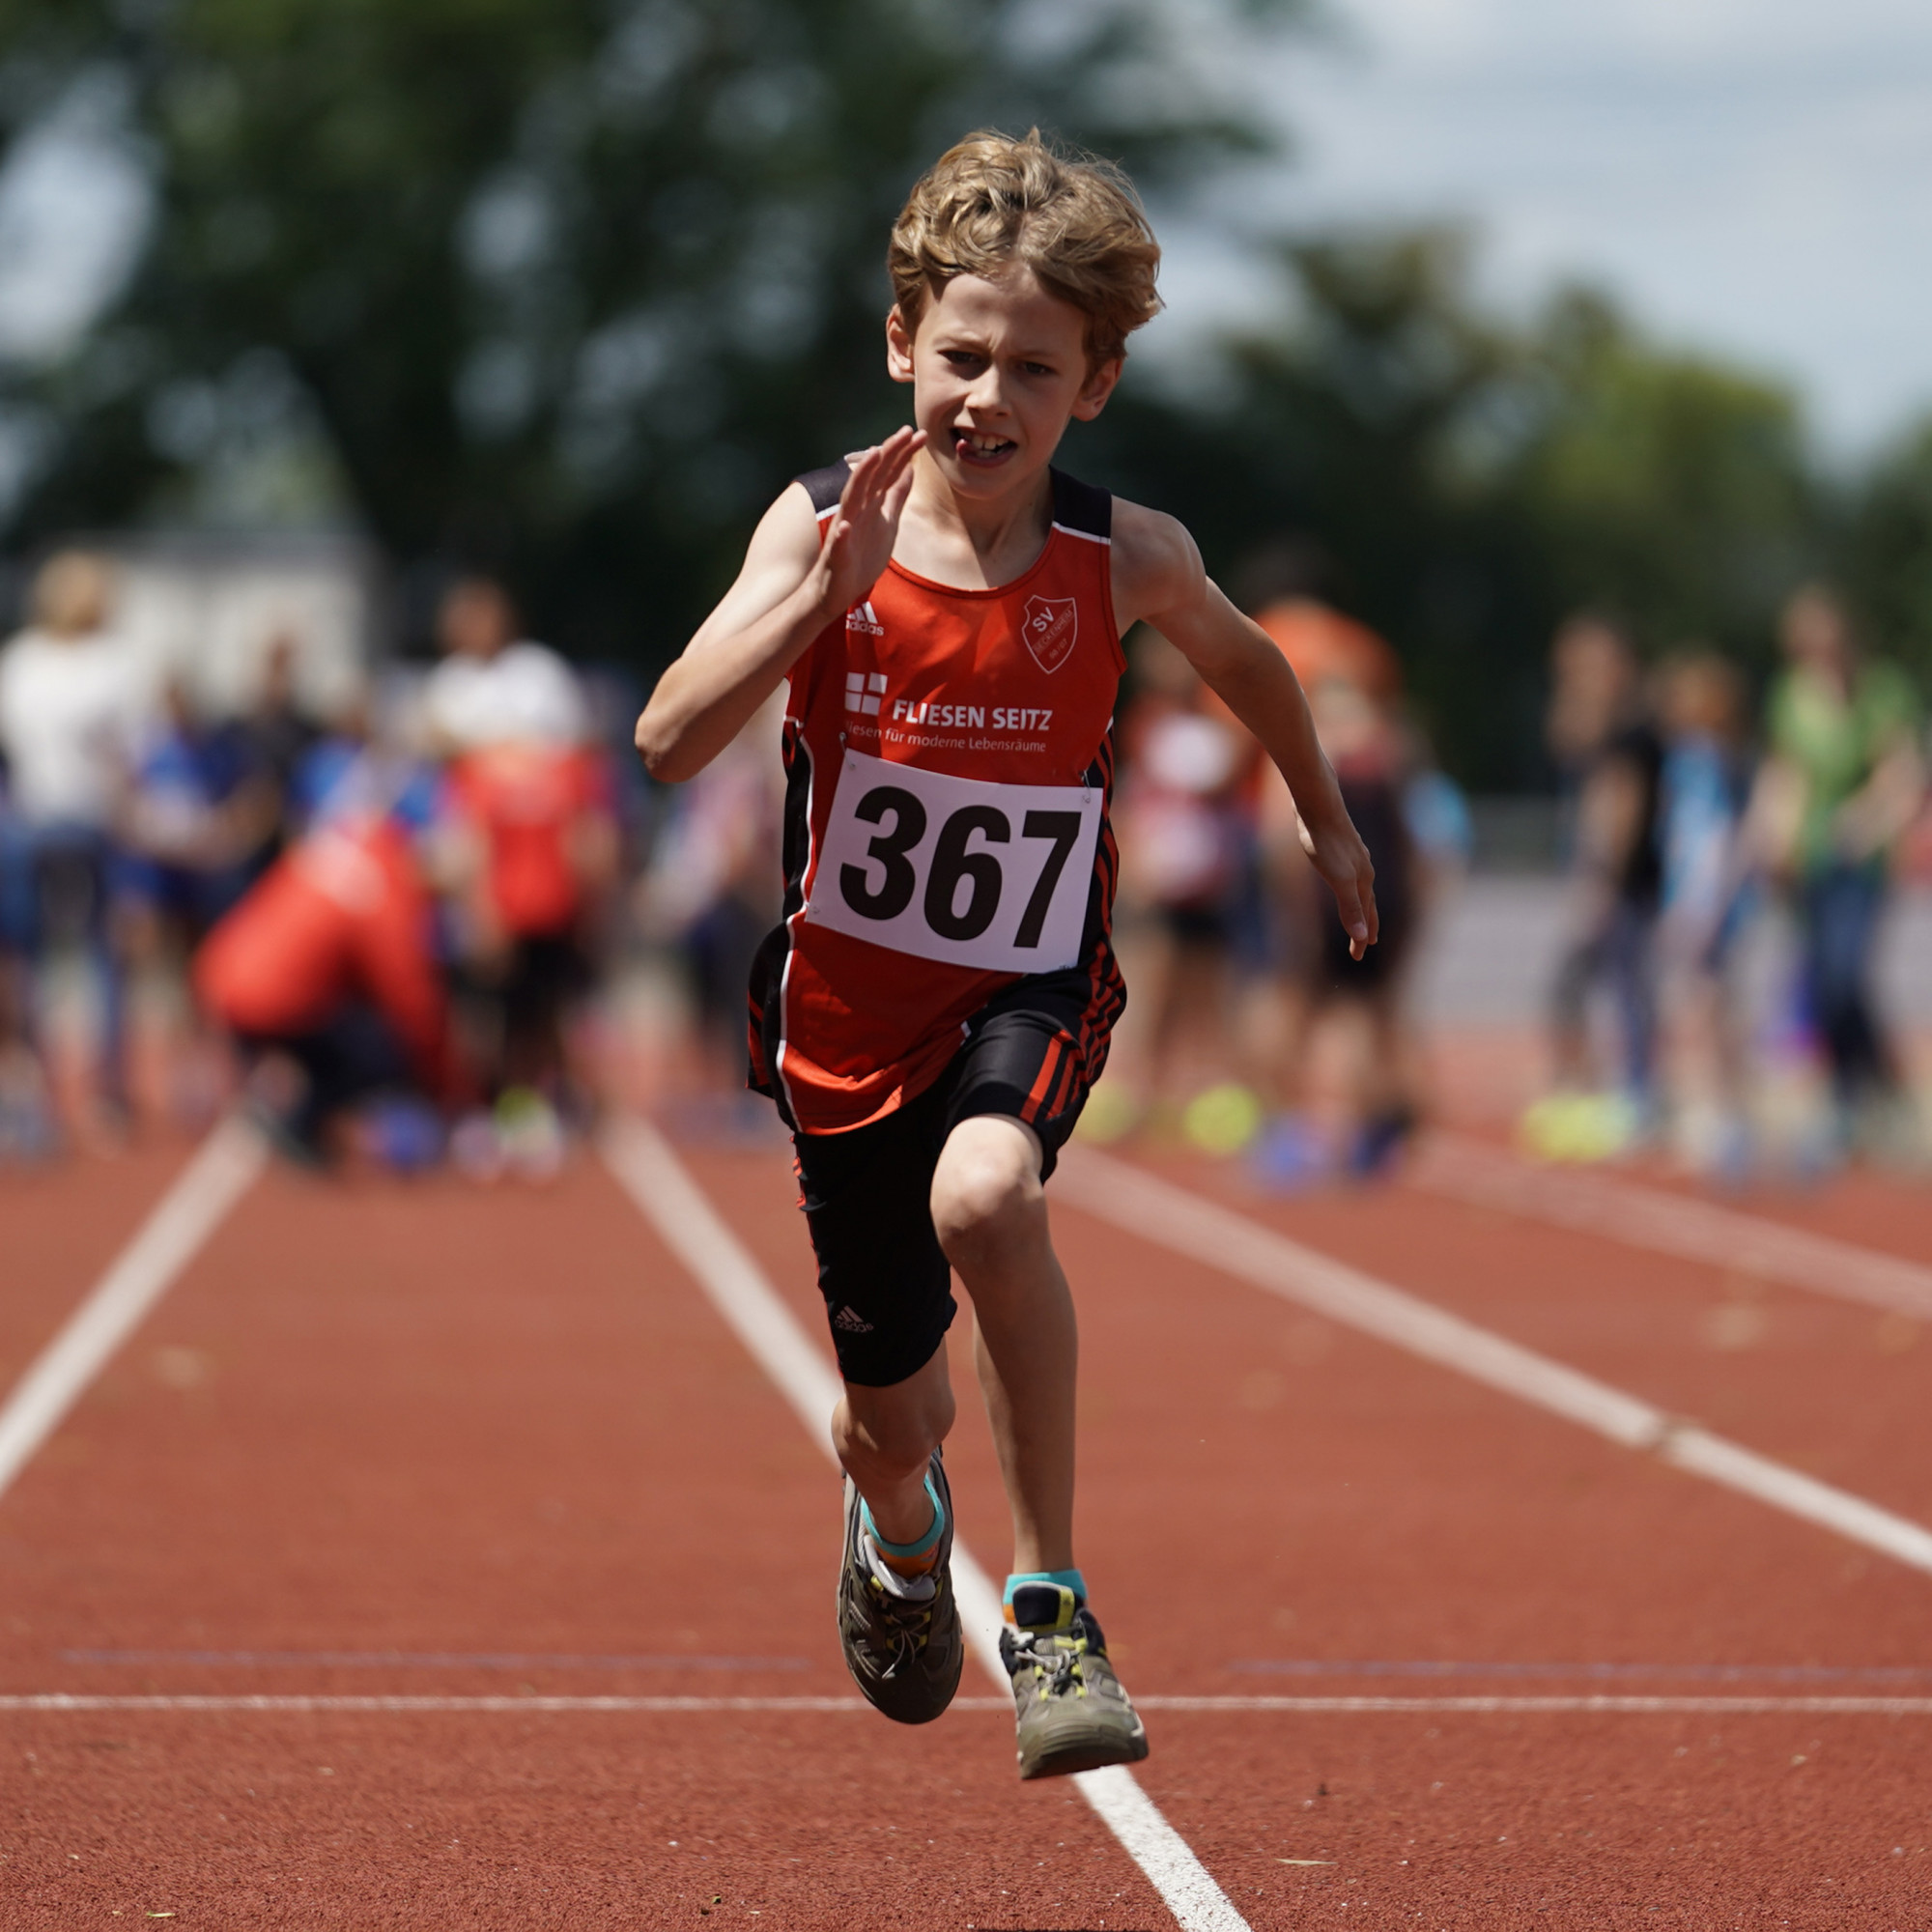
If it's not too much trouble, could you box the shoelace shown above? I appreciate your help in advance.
[1012,1631,1089,1699]
[864,1575,934,1680]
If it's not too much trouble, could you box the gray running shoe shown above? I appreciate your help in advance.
[999,1583,1150,1780]
[837,1451,963,1724]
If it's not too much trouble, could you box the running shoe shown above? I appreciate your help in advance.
[1000,1583,1149,1779]
[837,1450,962,1724]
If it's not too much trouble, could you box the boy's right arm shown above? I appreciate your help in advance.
[635,427,923,783]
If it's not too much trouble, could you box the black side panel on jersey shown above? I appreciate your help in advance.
[796,461,851,518]
[746,718,814,1127]
[1049,468,1112,540]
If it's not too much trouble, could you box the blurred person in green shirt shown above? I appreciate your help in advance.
[1763,585,1925,1144]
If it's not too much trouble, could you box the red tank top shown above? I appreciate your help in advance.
[749,464,1126,1134]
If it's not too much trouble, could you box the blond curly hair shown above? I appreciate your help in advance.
[889,128,1163,368]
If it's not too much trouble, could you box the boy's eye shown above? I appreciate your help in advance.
[1020,361,1055,378]
[942,350,984,369]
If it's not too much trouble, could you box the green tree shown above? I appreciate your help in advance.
[1839,416,1932,686]
[0,0,1301,660]
[1505,289,1821,668]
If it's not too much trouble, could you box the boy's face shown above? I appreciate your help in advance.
[887,269,1121,499]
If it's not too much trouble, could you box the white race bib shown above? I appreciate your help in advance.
[806,749,1101,973]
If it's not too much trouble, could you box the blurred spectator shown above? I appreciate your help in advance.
[1247,599,1426,1180]
[422,575,586,754]
[231,630,321,870]
[1762,585,1924,1150]
[114,674,275,1128]
[440,737,618,1115]
[639,687,786,1093]
[1531,614,1663,1154]
[1097,632,1253,1134]
[116,675,268,941]
[195,740,458,1167]
[1655,651,1757,1175]
[0,552,138,1139]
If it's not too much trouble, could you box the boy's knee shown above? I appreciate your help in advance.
[930,1119,1042,1263]
[837,1378,953,1478]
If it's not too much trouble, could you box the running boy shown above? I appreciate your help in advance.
[636,130,1377,1779]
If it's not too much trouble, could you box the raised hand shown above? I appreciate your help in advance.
[814,426,926,616]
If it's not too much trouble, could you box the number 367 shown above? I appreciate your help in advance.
[838,786,1082,946]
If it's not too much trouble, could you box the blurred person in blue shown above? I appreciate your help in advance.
[113,671,283,1128]
[232,630,321,870]
[1654,651,1758,1179]
[0,551,140,1146]
[1762,585,1924,1157]
[1523,614,1663,1161]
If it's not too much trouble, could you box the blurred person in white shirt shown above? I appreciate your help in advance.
[0,551,141,1138]
[421,574,586,754]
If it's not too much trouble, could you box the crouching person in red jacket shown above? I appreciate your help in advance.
[195,809,459,1163]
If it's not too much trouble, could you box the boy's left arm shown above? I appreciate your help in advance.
[1114,502,1378,956]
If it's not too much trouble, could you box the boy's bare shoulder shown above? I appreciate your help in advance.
[1109,495,1205,630]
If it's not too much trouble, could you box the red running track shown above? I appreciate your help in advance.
[1,1130,1930,1927]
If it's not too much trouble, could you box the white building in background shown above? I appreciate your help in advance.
[73,530,384,720]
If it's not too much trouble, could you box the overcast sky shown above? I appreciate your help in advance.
[1150,0,1932,459]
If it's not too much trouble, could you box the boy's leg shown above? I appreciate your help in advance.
[929,1114,1077,1573]
[796,1090,967,1724]
[831,1340,955,1545]
[930,1095,1148,1779]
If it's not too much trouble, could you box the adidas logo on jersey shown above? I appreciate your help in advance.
[832,1305,875,1333]
[845,601,886,636]
[844,670,886,717]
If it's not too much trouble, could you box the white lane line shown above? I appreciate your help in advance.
[602,1118,1251,1932]
[11,1692,1932,1717]
[1054,1148,1932,1579]
[0,1116,265,1503]
[1410,1132,1932,1322]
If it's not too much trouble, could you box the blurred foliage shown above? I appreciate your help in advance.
[0,0,1922,786]
[1840,423,1932,696]
[0,0,1297,655]
[1077,232,1827,784]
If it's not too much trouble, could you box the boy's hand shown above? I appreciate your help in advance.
[814,426,926,616]
[1298,808,1379,960]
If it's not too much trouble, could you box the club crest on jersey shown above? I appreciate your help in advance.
[1021,595,1077,674]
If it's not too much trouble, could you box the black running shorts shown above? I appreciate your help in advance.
[791,969,1102,1389]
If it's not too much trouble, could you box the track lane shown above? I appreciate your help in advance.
[673,1140,1932,1925]
[0,1141,199,1388]
[7,1128,1931,1925]
[0,1155,1166,1930]
[1107,1144,1932,1530]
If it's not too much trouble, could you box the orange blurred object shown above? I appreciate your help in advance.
[1253,598,1403,703]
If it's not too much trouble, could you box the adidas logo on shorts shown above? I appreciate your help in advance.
[844,670,886,717]
[832,1305,875,1333]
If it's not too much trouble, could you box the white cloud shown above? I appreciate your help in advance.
[1154,0,1932,454]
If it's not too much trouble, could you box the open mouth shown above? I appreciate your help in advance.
[952,429,1016,466]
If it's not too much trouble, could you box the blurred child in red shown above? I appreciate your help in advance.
[1098,632,1254,1132]
[1247,599,1427,1179]
[440,736,619,1159]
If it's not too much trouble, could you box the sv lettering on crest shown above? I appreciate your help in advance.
[1021,595,1078,674]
